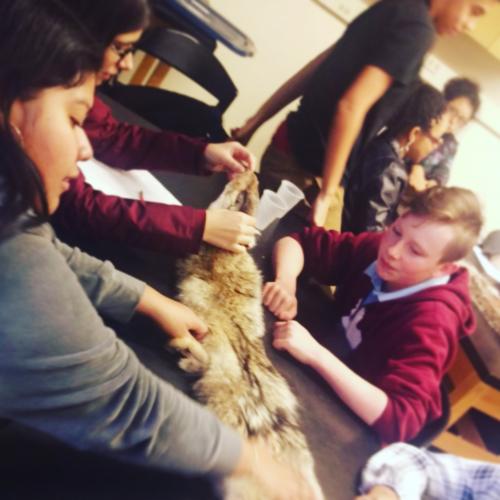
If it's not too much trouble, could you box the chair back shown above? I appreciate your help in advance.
[138,27,237,112]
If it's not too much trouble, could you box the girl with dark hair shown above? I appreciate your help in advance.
[0,2,316,498]
[409,77,481,190]
[342,84,449,233]
[53,0,259,256]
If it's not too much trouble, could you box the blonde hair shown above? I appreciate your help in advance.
[407,186,483,263]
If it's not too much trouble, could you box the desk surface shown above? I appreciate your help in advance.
[107,171,381,499]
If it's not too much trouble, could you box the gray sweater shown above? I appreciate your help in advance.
[0,218,241,475]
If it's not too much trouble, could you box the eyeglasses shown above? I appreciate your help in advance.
[110,41,136,61]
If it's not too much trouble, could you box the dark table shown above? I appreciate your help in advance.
[0,171,379,499]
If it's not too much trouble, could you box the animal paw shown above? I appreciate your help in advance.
[168,336,210,374]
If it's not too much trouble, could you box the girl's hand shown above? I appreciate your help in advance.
[203,209,259,252]
[204,142,255,178]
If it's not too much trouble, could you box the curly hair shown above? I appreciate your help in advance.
[444,77,481,117]
[384,83,447,139]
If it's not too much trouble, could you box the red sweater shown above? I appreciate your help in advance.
[53,97,209,255]
[292,227,476,443]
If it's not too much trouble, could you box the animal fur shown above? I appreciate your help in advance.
[171,171,324,500]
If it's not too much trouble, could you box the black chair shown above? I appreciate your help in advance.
[101,27,238,142]
[409,382,451,448]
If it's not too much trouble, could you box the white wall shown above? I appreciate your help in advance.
[162,0,346,160]
[155,0,500,234]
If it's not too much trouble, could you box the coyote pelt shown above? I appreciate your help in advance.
[172,171,323,500]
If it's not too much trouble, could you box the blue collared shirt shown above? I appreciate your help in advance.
[363,261,451,306]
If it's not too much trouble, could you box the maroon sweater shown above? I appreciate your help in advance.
[292,227,476,443]
[53,97,209,255]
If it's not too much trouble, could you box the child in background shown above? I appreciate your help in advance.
[409,77,481,191]
[342,83,448,233]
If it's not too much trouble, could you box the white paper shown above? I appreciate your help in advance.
[78,158,181,206]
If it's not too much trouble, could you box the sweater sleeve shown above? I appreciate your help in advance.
[53,172,206,255]
[371,305,457,443]
[290,226,381,285]
[84,97,208,174]
[0,229,242,475]
[53,236,145,323]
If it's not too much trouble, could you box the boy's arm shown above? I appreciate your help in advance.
[273,320,388,425]
[232,45,334,144]
[312,65,393,226]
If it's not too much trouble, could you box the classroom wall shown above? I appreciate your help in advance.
[157,0,500,235]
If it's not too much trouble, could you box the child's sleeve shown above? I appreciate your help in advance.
[371,306,456,443]
[290,227,381,285]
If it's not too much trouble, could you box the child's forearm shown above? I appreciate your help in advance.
[273,237,304,291]
[308,345,388,425]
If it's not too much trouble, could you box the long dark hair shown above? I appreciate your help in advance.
[61,0,151,48]
[0,0,102,235]
[384,83,447,139]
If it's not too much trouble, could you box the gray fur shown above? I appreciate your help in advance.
[172,172,324,499]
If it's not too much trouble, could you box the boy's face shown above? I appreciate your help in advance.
[433,0,497,36]
[406,114,450,164]
[376,214,456,291]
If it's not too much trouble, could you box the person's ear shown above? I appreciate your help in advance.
[401,126,420,155]
[434,261,458,278]
[407,126,422,146]
[7,100,25,145]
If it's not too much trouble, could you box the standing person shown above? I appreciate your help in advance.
[0,2,317,498]
[52,0,259,256]
[342,83,449,233]
[233,0,497,228]
[355,442,500,500]
[408,77,481,191]
[262,187,483,443]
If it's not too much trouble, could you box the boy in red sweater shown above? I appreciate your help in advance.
[263,187,483,443]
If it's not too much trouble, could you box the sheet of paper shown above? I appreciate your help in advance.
[78,158,182,206]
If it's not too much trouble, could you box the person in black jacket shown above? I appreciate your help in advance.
[343,84,449,233]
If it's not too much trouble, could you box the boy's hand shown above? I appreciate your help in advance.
[262,279,297,320]
[203,142,255,178]
[272,320,321,365]
[310,192,334,227]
